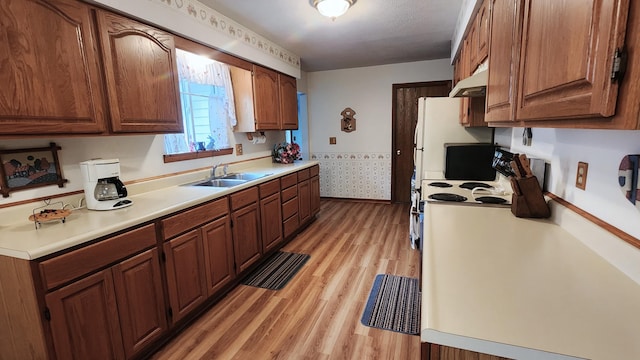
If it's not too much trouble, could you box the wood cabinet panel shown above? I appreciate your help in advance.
[282,197,299,220]
[163,230,207,323]
[297,168,310,182]
[310,175,320,216]
[485,0,523,122]
[112,248,167,359]
[281,185,298,202]
[230,187,259,211]
[309,165,320,177]
[280,173,298,189]
[0,0,107,135]
[298,179,311,225]
[260,192,283,253]
[259,179,281,198]
[46,270,125,360]
[283,216,300,238]
[40,224,156,290]
[231,201,262,273]
[162,198,229,239]
[279,74,298,130]
[202,215,235,296]
[476,0,490,64]
[252,65,280,130]
[96,10,182,133]
[515,0,629,121]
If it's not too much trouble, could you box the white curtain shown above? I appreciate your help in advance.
[165,49,237,154]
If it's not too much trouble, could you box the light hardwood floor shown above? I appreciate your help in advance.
[151,199,421,360]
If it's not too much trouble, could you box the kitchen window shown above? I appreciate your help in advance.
[164,49,236,159]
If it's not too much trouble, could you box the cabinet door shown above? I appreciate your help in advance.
[202,215,236,296]
[298,179,311,225]
[112,249,167,359]
[164,230,207,323]
[310,175,320,216]
[261,192,284,253]
[485,0,524,122]
[468,20,479,70]
[516,0,629,120]
[253,65,280,130]
[46,270,125,360]
[476,0,490,63]
[231,202,262,273]
[0,0,106,135]
[96,10,183,133]
[279,74,298,130]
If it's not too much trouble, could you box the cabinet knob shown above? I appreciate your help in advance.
[396,149,401,156]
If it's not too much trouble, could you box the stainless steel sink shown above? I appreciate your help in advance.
[192,178,248,187]
[221,173,270,181]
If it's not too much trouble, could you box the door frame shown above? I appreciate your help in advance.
[390,81,452,203]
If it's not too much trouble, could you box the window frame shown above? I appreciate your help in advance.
[162,36,254,163]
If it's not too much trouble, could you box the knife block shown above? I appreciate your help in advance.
[511,176,551,218]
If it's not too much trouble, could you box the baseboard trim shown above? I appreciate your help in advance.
[320,197,391,204]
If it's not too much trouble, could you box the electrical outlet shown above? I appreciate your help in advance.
[329,137,336,145]
[235,144,243,156]
[576,161,588,190]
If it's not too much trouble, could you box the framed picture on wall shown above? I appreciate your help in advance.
[0,142,68,198]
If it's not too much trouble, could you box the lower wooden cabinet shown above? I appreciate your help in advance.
[298,179,311,224]
[261,191,284,252]
[231,187,262,273]
[46,270,125,360]
[202,215,236,296]
[46,248,166,360]
[310,175,320,216]
[113,249,167,358]
[164,229,208,323]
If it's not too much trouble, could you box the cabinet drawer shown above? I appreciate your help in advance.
[281,185,297,202]
[259,179,280,198]
[162,198,228,239]
[297,168,310,182]
[280,173,297,189]
[310,165,319,177]
[283,216,299,238]
[282,198,298,220]
[230,186,259,210]
[40,224,156,290]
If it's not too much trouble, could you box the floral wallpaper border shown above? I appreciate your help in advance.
[311,152,392,200]
[153,0,300,68]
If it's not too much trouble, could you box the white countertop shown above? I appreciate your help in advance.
[421,203,640,360]
[0,161,317,260]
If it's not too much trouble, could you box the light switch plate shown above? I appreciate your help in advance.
[576,161,588,190]
[236,144,243,155]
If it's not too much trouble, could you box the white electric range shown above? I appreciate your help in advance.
[420,179,512,207]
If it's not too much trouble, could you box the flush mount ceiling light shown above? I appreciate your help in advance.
[313,0,356,19]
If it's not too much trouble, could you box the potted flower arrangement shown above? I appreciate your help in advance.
[273,142,301,164]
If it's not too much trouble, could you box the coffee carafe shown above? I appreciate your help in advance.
[80,159,133,211]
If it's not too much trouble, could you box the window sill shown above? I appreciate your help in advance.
[163,148,233,163]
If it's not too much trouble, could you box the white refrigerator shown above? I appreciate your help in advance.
[413,97,493,190]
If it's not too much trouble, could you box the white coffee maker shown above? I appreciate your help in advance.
[80,159,133,211]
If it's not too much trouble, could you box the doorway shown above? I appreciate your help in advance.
[391,81,452,203]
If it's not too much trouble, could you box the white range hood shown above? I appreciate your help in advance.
[449,69,487,97]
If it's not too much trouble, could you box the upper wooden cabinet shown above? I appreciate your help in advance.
[96,11,183,133]
[252,65,280,130]
[485,0,523,123]
[486,0,631,124]
[0,0,183,136]
[0,0,107,135]
[279,74,299,130]
[232,65,299,132]
[475,0,490,64]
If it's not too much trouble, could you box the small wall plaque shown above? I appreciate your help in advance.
[341,107,356,133]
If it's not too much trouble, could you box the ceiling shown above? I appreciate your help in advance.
[197,0,463,72]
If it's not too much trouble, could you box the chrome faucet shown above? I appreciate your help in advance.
[211,162,220,178]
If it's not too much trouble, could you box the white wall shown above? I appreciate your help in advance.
[0,132,284,207]
[503,127,640,239]
[307,59,453,200]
